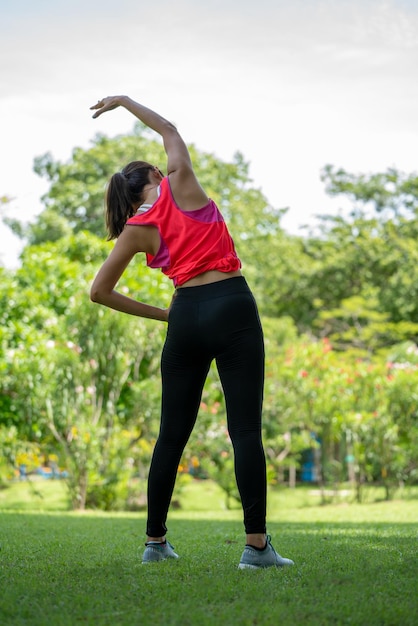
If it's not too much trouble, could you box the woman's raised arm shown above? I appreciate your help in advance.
[90,96,208,210]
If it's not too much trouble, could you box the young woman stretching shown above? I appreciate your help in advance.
[89,96,294,570]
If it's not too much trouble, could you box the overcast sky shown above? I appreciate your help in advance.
[1,0,417,267]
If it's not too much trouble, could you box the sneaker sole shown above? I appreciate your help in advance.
[238,561,293,569]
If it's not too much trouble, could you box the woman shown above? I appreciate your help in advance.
[89,96,294,570]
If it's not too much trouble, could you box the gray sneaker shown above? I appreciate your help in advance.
[238,535,294,570]
[142,540,179,564]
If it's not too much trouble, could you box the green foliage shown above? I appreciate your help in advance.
[321,164,418,218]
[312,167,418,328]
[272,335,418,499]
[295,170,418,344]
[0,231,169,508]
[316,293,418,353]
[0,426,41,485]
[2,123,418,509]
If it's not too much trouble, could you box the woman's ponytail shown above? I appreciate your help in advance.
[105,161,155,239]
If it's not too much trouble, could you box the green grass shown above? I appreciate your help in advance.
[0,479,70,512]
[0,481,417,625]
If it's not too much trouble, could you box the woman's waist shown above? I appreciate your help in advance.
[174,273,252,302]
[178,269,242,289]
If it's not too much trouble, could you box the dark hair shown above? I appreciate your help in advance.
[105,161,155,239]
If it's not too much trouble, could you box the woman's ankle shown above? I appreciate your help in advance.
[246,533,266,549]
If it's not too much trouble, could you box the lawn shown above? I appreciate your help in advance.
[0,480,417,626]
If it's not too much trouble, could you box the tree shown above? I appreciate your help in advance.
[291,166,418,343]
[315,294,418,354]
[0,232,168,508]
[321,165,418,220]
[4,128,418,507]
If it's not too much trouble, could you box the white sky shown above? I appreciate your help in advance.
[1,0,417,267]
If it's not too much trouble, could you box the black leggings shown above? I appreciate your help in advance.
[146,276,267,537]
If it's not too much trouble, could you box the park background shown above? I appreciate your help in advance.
[1,0,417,509]
[1,2,418,624]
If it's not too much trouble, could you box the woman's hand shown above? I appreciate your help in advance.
[164,291,177,322]
[90,96,127,119]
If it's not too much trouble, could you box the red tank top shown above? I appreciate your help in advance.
[126,177,241,286]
